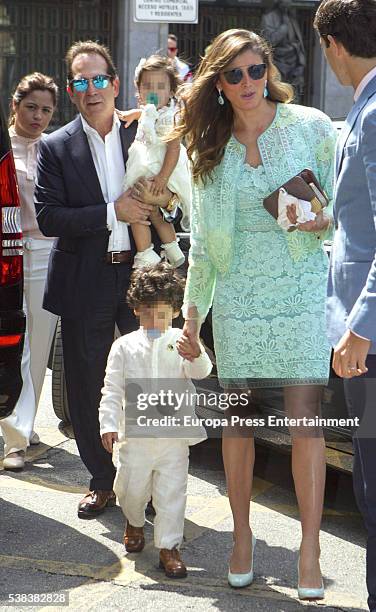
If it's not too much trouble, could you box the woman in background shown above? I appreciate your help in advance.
[1,73,58,471]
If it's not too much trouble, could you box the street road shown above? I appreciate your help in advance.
[0,370,369,611]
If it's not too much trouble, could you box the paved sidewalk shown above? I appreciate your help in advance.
[0,371,368,611]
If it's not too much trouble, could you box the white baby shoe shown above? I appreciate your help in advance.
[161,241,185,268]
[133,245,161,269]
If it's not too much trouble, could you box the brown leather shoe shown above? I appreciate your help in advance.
[77,490,116,519]
[159,548,187,578]
[123,523,145,552]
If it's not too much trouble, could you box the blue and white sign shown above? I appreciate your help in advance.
[134,0,199,23]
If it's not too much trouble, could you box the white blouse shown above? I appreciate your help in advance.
[9,126,48,240]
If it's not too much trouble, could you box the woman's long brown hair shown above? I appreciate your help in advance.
[173,29,294,184]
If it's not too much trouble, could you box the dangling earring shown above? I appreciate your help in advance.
[217,89,225,105]
[263,81,269,98]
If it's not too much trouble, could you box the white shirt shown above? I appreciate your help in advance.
[354,65,376,101]
[81,113,131,252]
[99,327,212,444]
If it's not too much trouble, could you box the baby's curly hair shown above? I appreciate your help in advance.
[127,263,185,311]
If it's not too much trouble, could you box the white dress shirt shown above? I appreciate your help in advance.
[81,113,131,252]
[354,65,376,101]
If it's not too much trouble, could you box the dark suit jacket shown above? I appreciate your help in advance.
[34,115,168,318]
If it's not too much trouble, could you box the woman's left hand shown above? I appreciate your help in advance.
[286,205,330,233]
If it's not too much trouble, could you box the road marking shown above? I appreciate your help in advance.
[39,580,125,612]
[0,473,86,495]
[2,550,363,612]
[0,554,101,579]
[0,427,364,610]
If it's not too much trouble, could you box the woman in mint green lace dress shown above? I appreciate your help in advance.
[175,30,337,598]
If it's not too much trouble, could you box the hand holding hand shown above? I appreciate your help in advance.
[101,432,118,453]
[177,320,200,362]
[332,329,371,378]
[178,334,201,360]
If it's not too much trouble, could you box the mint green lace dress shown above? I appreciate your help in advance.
[184,103,338,388]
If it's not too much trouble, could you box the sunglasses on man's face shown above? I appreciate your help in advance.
[222,63,267,85]
[168,46,177,52]
[70,74,112,93]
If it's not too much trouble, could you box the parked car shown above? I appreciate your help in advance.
[0,102,25,419]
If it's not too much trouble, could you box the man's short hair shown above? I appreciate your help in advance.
[66,40,117,81]
[314,0,376,57]
[127,263,185,311]
[168,33,178,44]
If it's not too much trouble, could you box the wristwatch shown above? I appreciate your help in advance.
[165,193,179,212]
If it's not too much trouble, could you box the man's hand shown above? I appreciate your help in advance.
[101,432,118,453]
[332,329,371,378]
[115,188,153,224]
[132,177,172,208]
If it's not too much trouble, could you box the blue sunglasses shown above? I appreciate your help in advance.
[222,63,267,85]
[70,74,112,93]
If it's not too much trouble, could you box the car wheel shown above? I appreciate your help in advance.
[51,318,71,424]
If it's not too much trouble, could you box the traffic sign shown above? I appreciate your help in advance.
[134,0,199,23]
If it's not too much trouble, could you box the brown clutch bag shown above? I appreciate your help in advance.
[263,169,329,225]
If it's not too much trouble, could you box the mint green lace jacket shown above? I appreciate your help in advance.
[184,103,337,385]
[184,103,337,320]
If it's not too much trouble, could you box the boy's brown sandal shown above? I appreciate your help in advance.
[124,523,145,552]
[159,548,187,578]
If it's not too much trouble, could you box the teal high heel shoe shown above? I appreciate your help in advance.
[228,534,256,588]
[297,557,324,600]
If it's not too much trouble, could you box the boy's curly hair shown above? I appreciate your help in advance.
[127,263,185,311]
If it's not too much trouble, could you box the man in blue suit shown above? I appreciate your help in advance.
[35,41,178,519]
[315,1,376,609]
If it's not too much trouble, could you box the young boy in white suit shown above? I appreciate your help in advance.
[99,263,212,578]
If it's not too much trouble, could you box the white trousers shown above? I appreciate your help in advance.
[114,438,189,550]
[1,238,57,456]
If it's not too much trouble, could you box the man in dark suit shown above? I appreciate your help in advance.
[315,1,376,609]
[35,41,177,518]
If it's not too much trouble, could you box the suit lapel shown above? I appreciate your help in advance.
[65,117,104,203]
[64,116,137,202]
[119,120,137,166]
[336,76,376,177]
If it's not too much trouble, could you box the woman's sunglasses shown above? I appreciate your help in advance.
[222,63,267,85]
[69,74,113,93]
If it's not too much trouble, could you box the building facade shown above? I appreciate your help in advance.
[0,0,352,127]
